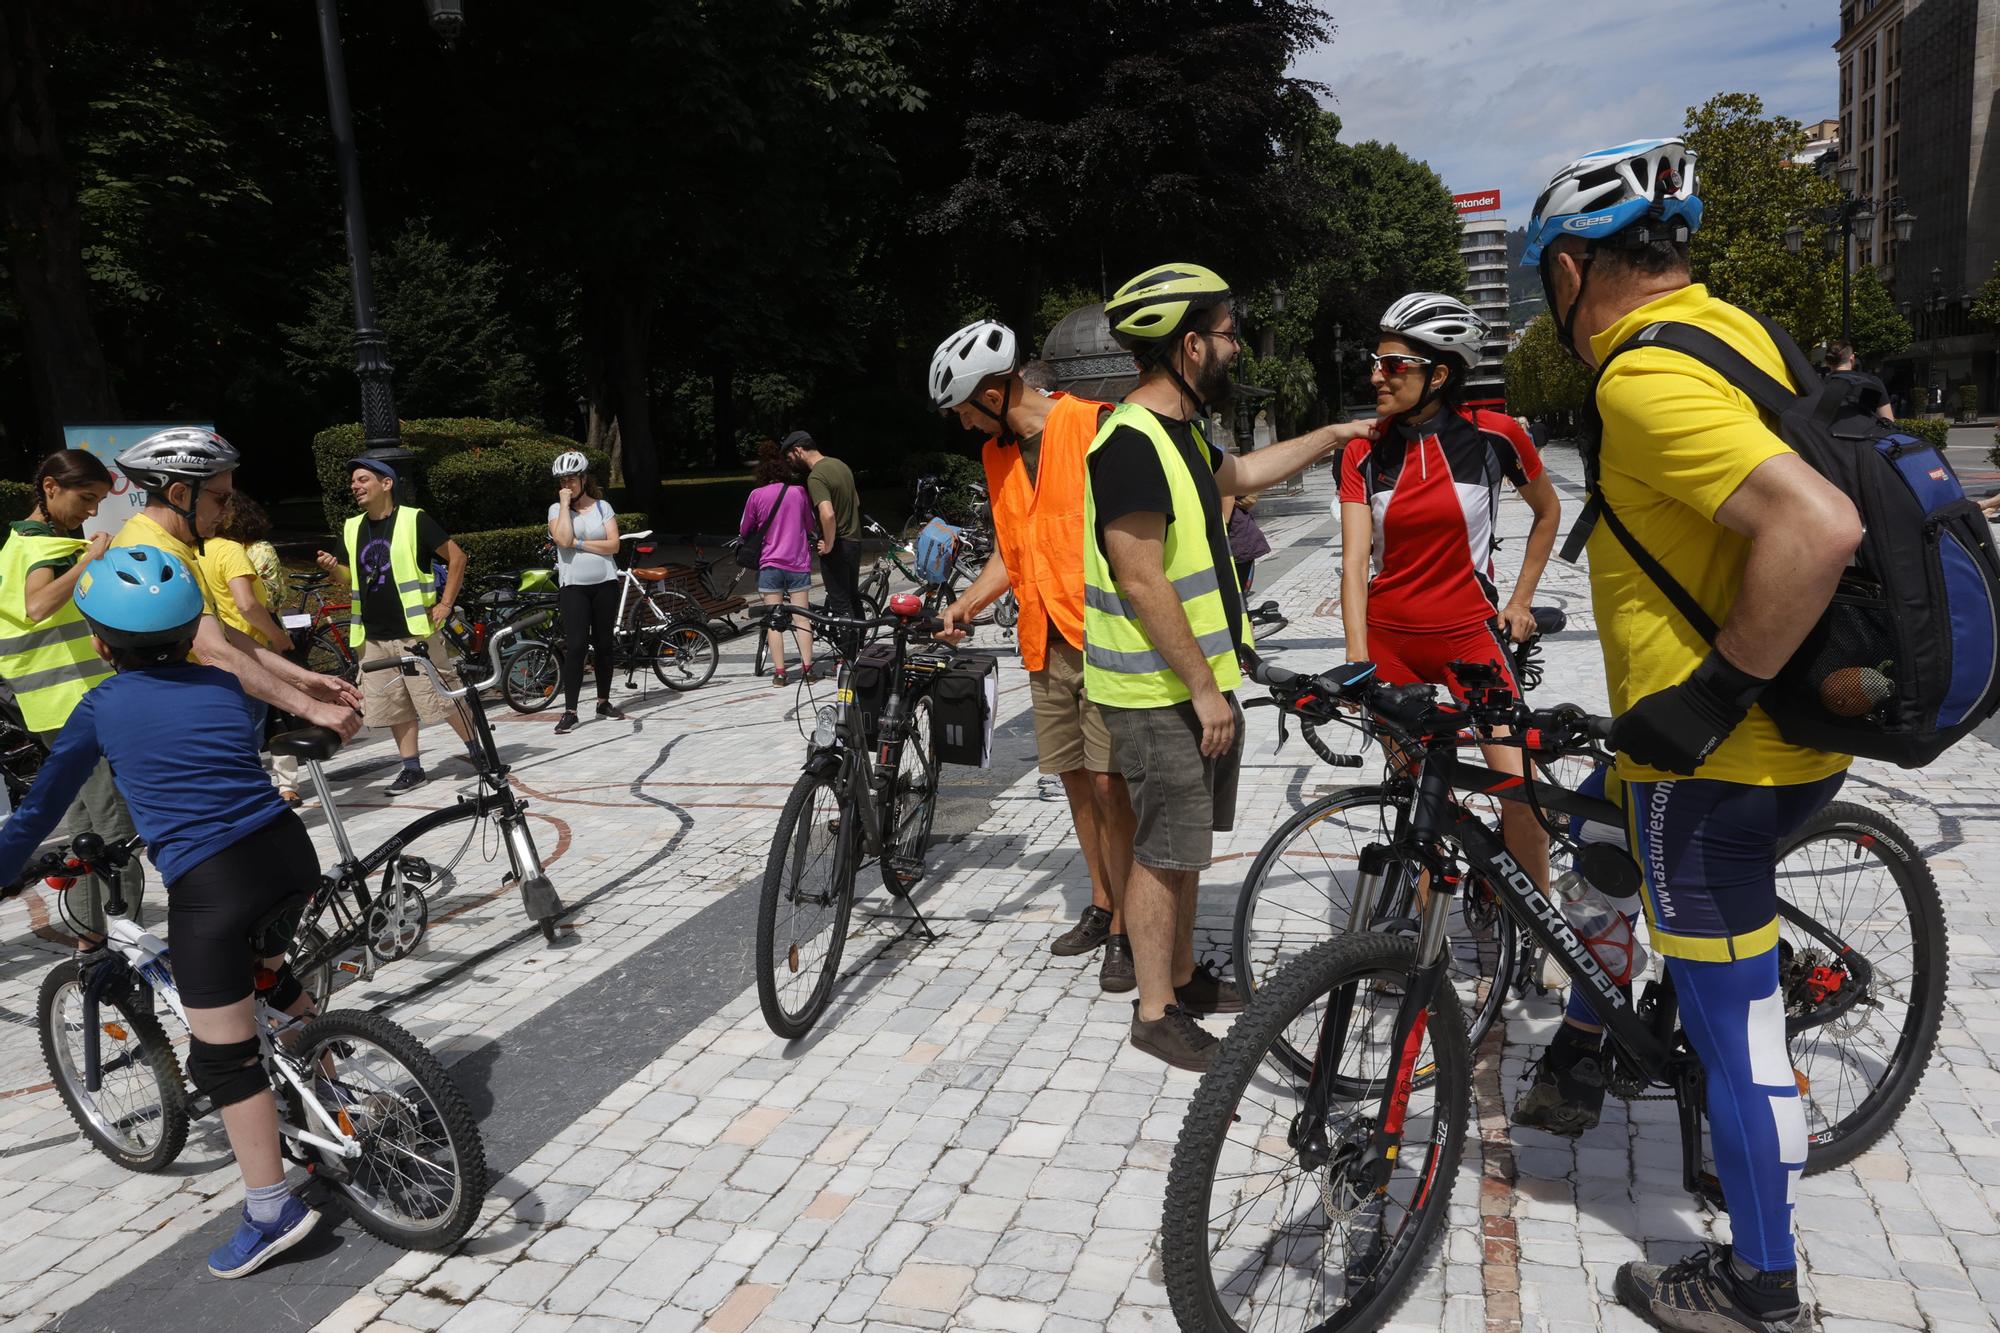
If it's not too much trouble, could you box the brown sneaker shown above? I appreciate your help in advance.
[1130,1003,1218,1071]
[1175,961,1245,1015]
[1050,905,1112,956]
[1099,934,1135,993]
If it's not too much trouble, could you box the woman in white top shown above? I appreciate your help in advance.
[547,452,624,735]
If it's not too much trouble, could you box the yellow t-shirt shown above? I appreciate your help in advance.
[1587,283,1851,788]
[195,537,279,649]
[111,512,224,618]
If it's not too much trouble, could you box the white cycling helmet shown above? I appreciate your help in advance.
[1520,138,1701,267]
[114,427,240,494]
[1379,293,1487,373]
[552,450,590,477]
[928,320,1019,412]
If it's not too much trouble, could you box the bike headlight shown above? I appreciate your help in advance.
[813,705,840,750]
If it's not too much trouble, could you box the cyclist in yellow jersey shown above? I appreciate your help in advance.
[1522,140,1861,1332]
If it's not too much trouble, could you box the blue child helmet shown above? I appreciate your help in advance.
[74,545,206,647]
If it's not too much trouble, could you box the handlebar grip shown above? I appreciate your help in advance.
[362,658,405,673]
[1328,753,1365,768]
[1586,715,1616,743]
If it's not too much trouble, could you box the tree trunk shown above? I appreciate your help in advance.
[711,359,736,470]
[583,263,657,525]
[0,1,118,450]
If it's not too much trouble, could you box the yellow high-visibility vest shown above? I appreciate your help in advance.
[1082,404,1250,708]
[343,507,436,645]
[0,531,113,731]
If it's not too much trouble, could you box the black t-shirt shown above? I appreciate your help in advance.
[352,507,451,640]
[1087,415,1244,654]
[1826,368,1889,417]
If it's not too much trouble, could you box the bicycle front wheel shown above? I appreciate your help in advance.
[1779,801,1946,1173]
[1233,786,1515,1054]
[287,1009,486,1250]
[756,767,857,1038]
[880,697,939,896]
[1164,933,1469,1333]
[652,623,719,691]
[39,960,188,1172]
[503,644,561,714]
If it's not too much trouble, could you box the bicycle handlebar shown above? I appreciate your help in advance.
[5,832,146,901]
[363,611,553,697]
[768,603,946,639]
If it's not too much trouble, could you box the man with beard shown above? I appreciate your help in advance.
[1084,262,1377,1070]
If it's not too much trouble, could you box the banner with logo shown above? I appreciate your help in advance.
[1452,189,1502,214]
[60,423,213,541]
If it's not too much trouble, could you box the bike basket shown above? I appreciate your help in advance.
[931,653,998,768]
[847,642,899,748]
[913,518,961,585]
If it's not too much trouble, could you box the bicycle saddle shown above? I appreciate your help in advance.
[633,567,671,581]
[268,726,343,762]
[1531,606,1567,636]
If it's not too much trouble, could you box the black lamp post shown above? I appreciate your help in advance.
[1783,150,1914,346]
[311,1,463,466]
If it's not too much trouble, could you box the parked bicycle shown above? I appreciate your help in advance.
[280,614,565,1010]
[504,531,718,712]
[287,569,357,683]
[10,831,487,1250]
[1162,651,1944,1331]
[755,596,964,1039]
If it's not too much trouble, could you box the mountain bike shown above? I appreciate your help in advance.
[282,614,567,992]
[1163,652,1945,1332]
[503,531,719,711]
[9,831,487,1251]
[755,596,954,1039]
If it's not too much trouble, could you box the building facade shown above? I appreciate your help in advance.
[1459,214,1510,406]
[1836,2,1905,275]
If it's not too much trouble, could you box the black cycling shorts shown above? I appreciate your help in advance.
[166,812,317,1008]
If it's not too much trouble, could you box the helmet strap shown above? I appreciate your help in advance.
[971,378,1019,446]
[1543,245,1598,364]
[1165,359,1210,420]
[160,478,206,557]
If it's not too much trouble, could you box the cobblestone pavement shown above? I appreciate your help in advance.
[1,454,1997,1331]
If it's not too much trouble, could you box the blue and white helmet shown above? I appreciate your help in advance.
[1520,139,1702,267]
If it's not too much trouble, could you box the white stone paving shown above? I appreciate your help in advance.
[0,453,1994,1331]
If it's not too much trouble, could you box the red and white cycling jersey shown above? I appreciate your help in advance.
[1337,408,1542,631]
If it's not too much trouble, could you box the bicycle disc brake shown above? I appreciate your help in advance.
[365,873,429,962]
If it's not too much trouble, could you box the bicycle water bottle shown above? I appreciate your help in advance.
[1553,870,1646,985]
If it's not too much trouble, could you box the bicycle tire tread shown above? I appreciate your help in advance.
[38,960,189,1173]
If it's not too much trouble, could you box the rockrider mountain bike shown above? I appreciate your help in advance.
[755,596,953,1039]
[10,832,487,1250]
[282,614,566,1001]
[1162,652,1945,1332]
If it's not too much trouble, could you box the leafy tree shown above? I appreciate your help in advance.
[1503,313,1588,425]
[1972,260,2000,331]
[1843,265,1912,362]
[282,223,538,423]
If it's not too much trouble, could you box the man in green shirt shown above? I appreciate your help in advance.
[784,430,862,619]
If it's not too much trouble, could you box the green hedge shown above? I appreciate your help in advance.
[900,450,986,526]
[0,480,33,521]
[427,442,611,533]
[454,512,646,583]
[310,418,584,531]
[1900,416,1951,449]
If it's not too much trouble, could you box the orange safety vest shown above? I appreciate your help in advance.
[981,391,1106,673]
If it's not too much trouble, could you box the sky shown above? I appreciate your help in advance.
[1291,0,1841,232]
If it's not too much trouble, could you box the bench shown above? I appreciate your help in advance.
[653,566,749,622]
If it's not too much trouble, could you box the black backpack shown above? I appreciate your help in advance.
[1565,313,2000,769]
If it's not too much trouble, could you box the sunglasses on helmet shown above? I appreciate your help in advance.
[1368,352,1435,377]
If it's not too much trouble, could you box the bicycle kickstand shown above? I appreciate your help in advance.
[903,896,939,944]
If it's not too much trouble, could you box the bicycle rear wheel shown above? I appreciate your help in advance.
[1233,786,1515,1057]
[652,623,719,691]
[503,644,561,713]
[756,767,857,1038]
[1164,933,1469,1333]
[38,960,188,1172]
[304,628,358,684]
[1778,801,1946,1174]
[880,697,939,896]
[285,1009,486,1250]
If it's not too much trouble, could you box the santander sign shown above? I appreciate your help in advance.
[1452,189,1501,214]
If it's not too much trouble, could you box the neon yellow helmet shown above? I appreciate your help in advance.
[1104,262,1232,348]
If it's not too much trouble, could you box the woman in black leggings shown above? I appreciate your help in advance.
[547,451,625,734]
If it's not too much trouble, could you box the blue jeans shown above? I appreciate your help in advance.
[757,567,811,594]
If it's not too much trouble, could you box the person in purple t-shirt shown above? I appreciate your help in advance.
[739,440,818,685]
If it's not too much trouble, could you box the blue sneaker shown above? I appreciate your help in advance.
[207,1195,319,1279]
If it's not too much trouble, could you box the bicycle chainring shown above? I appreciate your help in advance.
[364,879,429,962]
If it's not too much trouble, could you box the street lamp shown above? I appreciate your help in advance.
[1836,157,1859,196]
[312,1,463,465]
[1786,152,1914,345]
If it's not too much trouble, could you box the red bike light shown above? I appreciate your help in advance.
[888,593,923,618]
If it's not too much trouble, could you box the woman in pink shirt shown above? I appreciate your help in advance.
[739,440,817,684]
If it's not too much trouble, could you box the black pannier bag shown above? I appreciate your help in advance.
[931,653,998,767]
[846,642,899,749]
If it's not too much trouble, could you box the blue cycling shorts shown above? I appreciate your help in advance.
[1625,774,1844,962]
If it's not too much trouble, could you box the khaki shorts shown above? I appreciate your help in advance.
[1029,637,1116,775]
[1099,695,1244,872]
[359,632,457,728]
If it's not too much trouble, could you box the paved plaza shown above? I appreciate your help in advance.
[1,454,1998,1332]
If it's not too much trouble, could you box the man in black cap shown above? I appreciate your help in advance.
[784,431,862,620]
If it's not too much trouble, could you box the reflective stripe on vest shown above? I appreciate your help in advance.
[1081,404,1250,708]
[344,507,437,646]
[981,392,1104,672]
[0,531,113,731]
